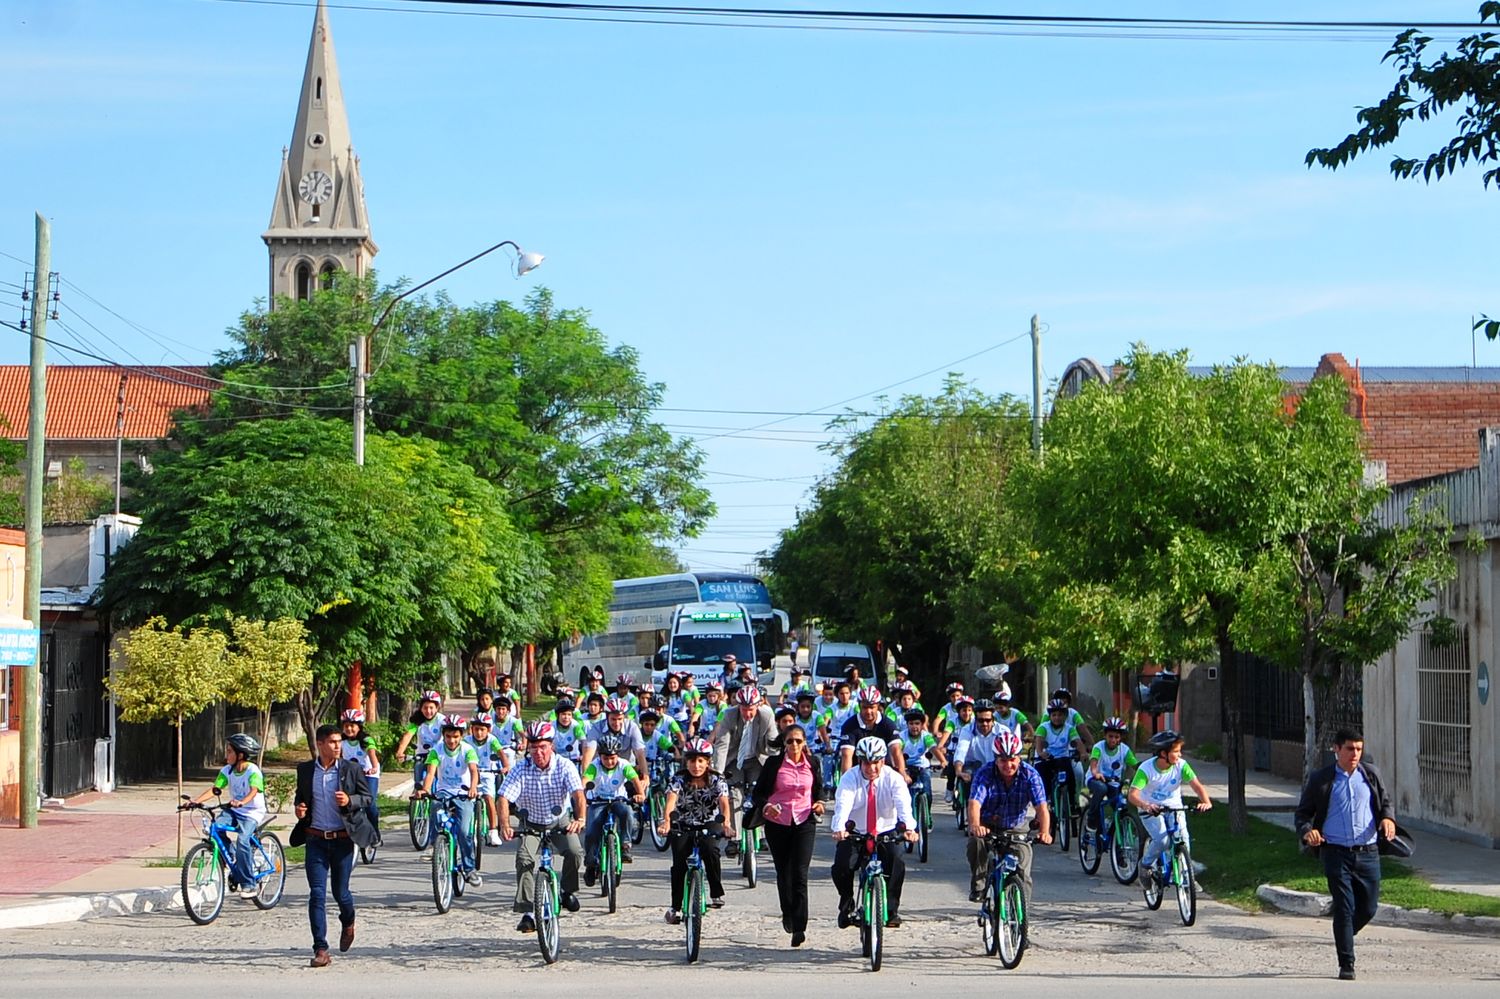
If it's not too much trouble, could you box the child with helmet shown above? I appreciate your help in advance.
[192,732,267,897]
[340,708,382,840]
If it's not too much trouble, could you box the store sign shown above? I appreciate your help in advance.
[0,624,40,667]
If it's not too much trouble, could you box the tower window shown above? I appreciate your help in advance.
[320,264,337,290]
[315,77,323,104]
[295,263,313,301]
[310,202,320,221]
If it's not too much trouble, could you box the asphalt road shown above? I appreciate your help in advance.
[2,788,1497,994]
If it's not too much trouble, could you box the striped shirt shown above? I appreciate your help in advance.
[499,754,583,825]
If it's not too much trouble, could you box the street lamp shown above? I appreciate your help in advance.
[353,240,543,465]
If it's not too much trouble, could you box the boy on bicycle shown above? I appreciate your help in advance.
[419,714,482,886]
[194,732,266,898]
[491,696,527,769]
[582,732,646,884]
[467,713,507,847]
[1032,699,1084,811]
[551,700,589,763]
[394,690,444,788]
[1083,716,1138,839]
[899,709,945,811]
[1127,730,1211,894]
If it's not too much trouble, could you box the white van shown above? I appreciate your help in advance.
[655,601,763,687]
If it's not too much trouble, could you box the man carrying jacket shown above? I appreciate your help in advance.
[292,723,377,968]
[1294,728,1397,982]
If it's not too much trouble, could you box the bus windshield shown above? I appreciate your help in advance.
[670,635,757,667]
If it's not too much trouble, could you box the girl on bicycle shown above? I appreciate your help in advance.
[340,709,382,835]
[1127,730,1212,895]
[657,738,729,924]
[394,690,444,788]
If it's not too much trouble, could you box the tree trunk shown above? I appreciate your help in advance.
[175,710,184,860]
[1301,665,1318,789]
[1217,629,1248,835]
[297,688,318,758]
[257,707,271,770]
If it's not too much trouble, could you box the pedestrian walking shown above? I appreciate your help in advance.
[497,720,587,933]
[1295,728,1398,981]
[751,727,825,946]
[290,723,377,968]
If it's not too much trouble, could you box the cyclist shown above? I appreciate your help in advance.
[891,664,922,702]
[965,729,1051,903]
[580,692,607,729]
[939,694,975,804]
[844,664,870,690]
[650,697,690,748]
[1083,716,1139,840]
[639,709,681,769]
[418,714,481,886]
[498,720,586,933]
[779,666,815,704]
[339,709,382,841]
[1050,687,1096,751]
[715,654,740,689]
[582,667,608,703]
[792,691,822,748]
[696,681,727,740]
[993,692,1032,741]
[774,704,798,738]
[830,736,918,928]
[394,690,445,789]
[933,682,966,743]
[611,673,642,720]
[1032,699,1084,813]
[657,737,730,923]
[837,687,909,780]
[899,709,945,811]
[884,683,922,726]
[581,696,648,775]
[661,673,696,732]
[490,696,527,771]
[193,732,266,898]
[582,732,646,883]
[1127,730,1212,895]
[551,700,588,763]
[494,671,518,706]
[467,713,507,847]
[809,681,839,722]
[958,699,1002,793]
[475,686,496,718]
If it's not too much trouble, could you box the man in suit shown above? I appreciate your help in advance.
[292,723,376,968]
[1294,728,1397,982]
[711,684,776,854]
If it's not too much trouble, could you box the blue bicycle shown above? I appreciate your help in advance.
[177,794,287,925]
[517,811,567,964]
[978,829,1031,968]
[1141,806,1197,926]
[425,791,477,914]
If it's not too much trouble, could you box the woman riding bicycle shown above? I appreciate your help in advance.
[657,738,729,924]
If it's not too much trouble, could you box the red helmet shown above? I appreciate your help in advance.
[525,720,556,742]
[993,729,1025,759]
[857,687,883,705]
[734,686,762,706]
[684,738,713,758]
[339,708,365,723]
[616,673,633,686]
[604,696,630,714]
[420,690,443,705]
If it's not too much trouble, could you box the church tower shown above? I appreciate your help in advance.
[263,0,377,305]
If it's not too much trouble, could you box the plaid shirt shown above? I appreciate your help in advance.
[969,760,1046,830]
[499,754,582,824]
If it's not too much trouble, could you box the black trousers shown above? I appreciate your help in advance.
[669,831,724,909]
[763,818,817,932]
[832,836,905,916]
[1322,844,1382,970]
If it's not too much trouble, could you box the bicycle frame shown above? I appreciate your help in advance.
[195,804,275,887]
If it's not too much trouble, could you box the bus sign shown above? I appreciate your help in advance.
[689,611,743,622]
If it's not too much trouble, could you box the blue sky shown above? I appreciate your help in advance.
[3,1,1498,571]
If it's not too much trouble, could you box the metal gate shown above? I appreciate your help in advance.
[1417,627,1472,825]
[43,629,105,798]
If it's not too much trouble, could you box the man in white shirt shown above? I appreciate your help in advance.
[830,736,919,928]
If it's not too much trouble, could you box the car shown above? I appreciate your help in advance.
[810,641,881,689]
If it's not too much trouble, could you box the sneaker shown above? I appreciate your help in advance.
[969,887,983,903]
[837,907,855,929]
[464,870,482,887]
[724,841,739,857]
[622,844,633,863]
[943,789,954,804]
[1338,968,1355,981]
[562,892,581,912]
[487,829,502,847]
[1140,868,1156,893]
[237,886,260,899]
[516,914,536,933]
[665,909,681,925]
[584,867,597,887]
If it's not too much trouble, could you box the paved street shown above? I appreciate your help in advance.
[2,790,1496,993]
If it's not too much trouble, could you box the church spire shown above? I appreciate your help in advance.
[263,0,377,305]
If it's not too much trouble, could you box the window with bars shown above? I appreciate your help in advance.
[1418,627,1472,812]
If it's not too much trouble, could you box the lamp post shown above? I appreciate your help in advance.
[353,240,543,466]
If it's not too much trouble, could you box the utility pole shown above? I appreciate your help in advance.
[21,213,49,829]
[351,334,366,466]
[1030,313,1047,719]
[113,372,128,516]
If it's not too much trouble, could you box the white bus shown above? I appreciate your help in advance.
[561,572,786,689]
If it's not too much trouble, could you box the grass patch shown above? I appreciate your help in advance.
[1190,806,1500,917]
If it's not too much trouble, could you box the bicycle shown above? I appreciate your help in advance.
[737,778,764,888]
[977,829,1031,969]
[1141,806,1197,926]
[952,770,969,831]
[647,757,676,852]
[1041,752,1079,852]
[176,795,287,925]
[672,821,723,963]
[846,821,907,972]
[424,791,477,914]
[905,771,933,863]
[406,754,435,850]
[588,796,626,914]
[517,810,567,964]
[1079,777,1140,883]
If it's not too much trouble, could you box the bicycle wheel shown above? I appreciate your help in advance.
[954,785,967,830]
[997,875,1028,969]
[534,870,561,965]
[1053,785,1071,853]
[251,833,286,910]
[1110,812,1140,884]
[604,833,619,913]
[742,830,757,888]
[432,831,455,913]
[1143,859,1164,910]
[1174,844,1197,926]
[684,866,703,963]
[631,804,646,846]
[1079,814,1101,875]
[979,875,999,956]
[867,876,885,972]
[650,792,670,852]
[917,794,930,864]
[408,797,431,851]
[358,841,378,865]
[180,841,225,925]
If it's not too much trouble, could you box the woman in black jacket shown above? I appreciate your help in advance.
[750,730,825,946]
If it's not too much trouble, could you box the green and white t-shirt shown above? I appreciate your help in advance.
[994,708,1030,738]
[214,762,267,823]
[899,731,938,770]
[1130,758,1197,809]
[491,715,526,751]
[1089,742,1139,780]
[1035,720,1080,758]
[466,733,506,774]
[642,730,677,762]
[425,743,480,795]
[406,717,445,758]
[582,759,641,802]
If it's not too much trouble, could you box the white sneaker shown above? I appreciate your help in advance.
[943,789,954,804]
[464,871,482,887]
[237,886,260,899]
[487,829,502,847]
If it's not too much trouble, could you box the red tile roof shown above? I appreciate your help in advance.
[0,365,213,441]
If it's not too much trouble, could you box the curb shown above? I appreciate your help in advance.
[1257,884,1500,937]
[0,884,185,930]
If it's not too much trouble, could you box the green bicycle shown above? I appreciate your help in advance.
[427,792,476,913]
[978,829,1030,968]
[847,822,907,972]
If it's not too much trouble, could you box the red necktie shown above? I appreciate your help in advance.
[865,778,877,834]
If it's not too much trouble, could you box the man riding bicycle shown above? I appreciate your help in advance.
[498,721,587,933]
[965,729,1052,903]
[830,736,919,928]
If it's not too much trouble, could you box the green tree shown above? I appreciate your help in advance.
[223,617,315,766]
[108,617,230,857]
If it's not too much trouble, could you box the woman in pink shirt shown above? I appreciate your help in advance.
[751,728,826,946]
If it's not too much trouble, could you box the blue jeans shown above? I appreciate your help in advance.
[584,799,633,868]
[439,795,477,873]
[1323,845,1381,970]
[907,767,932,809]
[219,811,258,886]
[303,835,355,954]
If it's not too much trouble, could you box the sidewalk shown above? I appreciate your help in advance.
[1188,757,1500,898]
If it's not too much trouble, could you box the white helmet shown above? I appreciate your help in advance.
[853,736,888,763]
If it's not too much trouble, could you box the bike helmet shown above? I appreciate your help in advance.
[604,696,630,715]
[1103,716,1128,733]
[469,712,494,727]
[891,681,914,694]
[853,736,889,763]
[684,738,713,758]
[555,698,577,714]
[1047,698,1069,713]
[226,732,261,758]
[525,720,556,742]
[946,681,965,694]
[795,689,816,702]
[774,705,796,719]
[615,672,633,686]
[639,709,661,723]
[856,687,883,705]
[339,708,365,724]
[973,698,995,712]
[955,696,975,708]
[591,666,606,679]
[441,713,467,731]
[994,690,1013,704]
[705,680,724,692]
[598,732,626,756]
[1148,729,1183,752]
[420,689,443,705]
[894,664,910,675]
[1050,687,1072,701]
[903,708,926,723]
[992,729,1025,759]
[734,685,762,706]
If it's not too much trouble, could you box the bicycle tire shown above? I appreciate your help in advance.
[1110,811,1140,884]
[251,833,286,910]
[685,866,703,963]
[180,841,225,925]
[605,832,619,914]
[742,831,757,888]
[432,831,455,913]
[1144,859,1164,910]
[632,804,646,846]
[998,874,1027,969]
[917,794,930,863]
[534,870,561,964]
[1079,815,1101,875]
[408,797,431,851]
[868,876,885,972]
[980,875,999,956]
[1174,844,1197,926]
[1054,783,1072,853]
[650,793,670,852]
[954,785,967,830]
[358,842,378,865]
